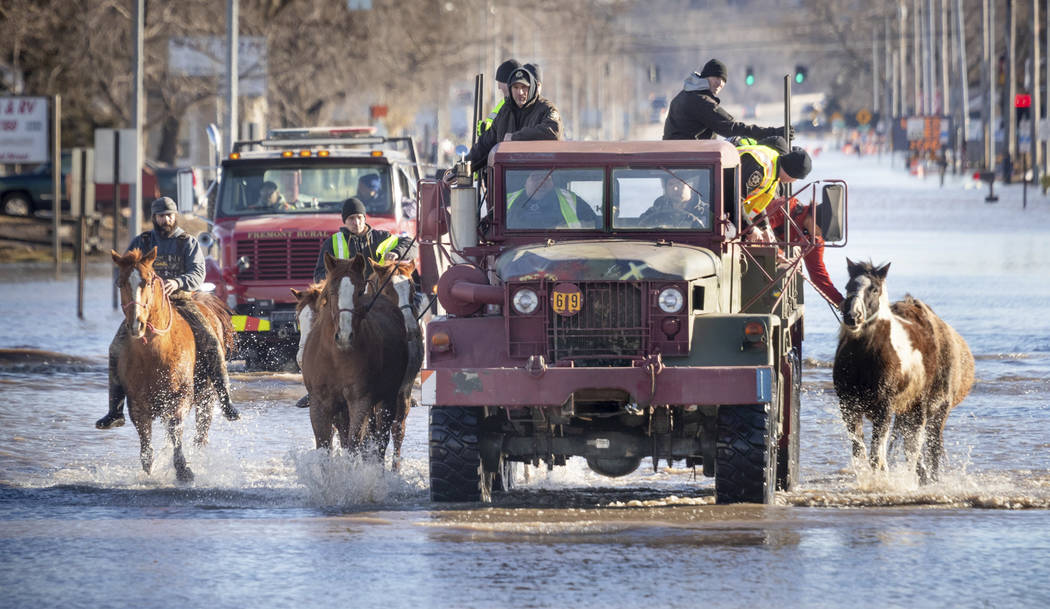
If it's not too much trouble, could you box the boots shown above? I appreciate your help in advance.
[295,394,311,408]
[97,335,127,429]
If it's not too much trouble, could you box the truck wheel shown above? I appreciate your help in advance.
[776,347,802,491]
[429,406,492,502]
[2,192,32,217]
[715,403,777,504]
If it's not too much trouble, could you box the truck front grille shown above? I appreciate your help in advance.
[235,237,324,282]
[547,281,647,365]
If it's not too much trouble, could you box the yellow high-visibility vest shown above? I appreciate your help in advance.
[506,188,581,228]
[738,144,780,222]
[476,98,506,137]
[330,231,399,262]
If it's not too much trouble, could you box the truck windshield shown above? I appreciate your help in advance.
[612,167,713,230]
[504,168,603,230]
[217,164,393,217]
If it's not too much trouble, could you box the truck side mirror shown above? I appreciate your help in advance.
[176,169,195,213]
[820,183,846,243]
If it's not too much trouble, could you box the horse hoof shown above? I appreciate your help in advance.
[95,413,125,430]
[176,469,195,483]
[222,406,240,421]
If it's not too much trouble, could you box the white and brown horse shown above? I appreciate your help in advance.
[833,259,975,483]
[298,253,409,458]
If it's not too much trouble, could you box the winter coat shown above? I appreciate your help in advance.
[126,227,205,292]
[313,225,416,283]
[467,95,561,173]
[663,73,782,141]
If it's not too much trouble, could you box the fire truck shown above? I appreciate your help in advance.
[417,139,846,504]
[200,126,422,369]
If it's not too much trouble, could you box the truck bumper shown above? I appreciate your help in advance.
[420,364,774,408]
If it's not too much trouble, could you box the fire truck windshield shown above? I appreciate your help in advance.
[217,164,393,217]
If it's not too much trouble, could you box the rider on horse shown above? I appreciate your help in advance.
[96,197,240,429]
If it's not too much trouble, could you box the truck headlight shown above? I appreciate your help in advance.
[657,287,684,313]
[512,288,539,315]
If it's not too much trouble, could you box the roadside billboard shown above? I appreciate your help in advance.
[0,96,50,163]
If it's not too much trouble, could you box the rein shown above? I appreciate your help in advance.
[122,276,174,340]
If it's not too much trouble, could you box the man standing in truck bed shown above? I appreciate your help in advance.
[663,59,790,142]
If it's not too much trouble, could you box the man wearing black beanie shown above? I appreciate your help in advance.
[312,196,416,283]
[477,58,521,137]
[663,58,792,142]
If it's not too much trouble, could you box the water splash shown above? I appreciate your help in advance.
[289,448,426,508]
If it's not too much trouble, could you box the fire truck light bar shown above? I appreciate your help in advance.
[268,126,377,140]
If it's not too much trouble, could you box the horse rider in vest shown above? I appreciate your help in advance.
[663,59,792,142]
[506,170,599,230]
[312,197,416,283]
[96,197,240,429]
[477,59,521,138]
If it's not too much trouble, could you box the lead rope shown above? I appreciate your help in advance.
[122,277,174,341]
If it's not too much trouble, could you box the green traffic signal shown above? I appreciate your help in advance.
[794,64,807,84]
[794,72,804,84]
[745,74,755,86]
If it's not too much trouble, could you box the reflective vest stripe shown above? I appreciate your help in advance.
[375,234,400,260]
[331,232,349,259]
[507,188,581,228]
[738,144,780,221]
[476,98,506,136]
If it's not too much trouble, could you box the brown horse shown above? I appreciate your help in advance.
[833,259,975,483]
[364,258,423,471]
[299,253,408,457]
[112,248,233,482]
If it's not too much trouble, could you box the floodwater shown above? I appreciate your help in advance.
[2,147,1050,608]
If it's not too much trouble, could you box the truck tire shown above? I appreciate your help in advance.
[429,406,492,502]
[2,192,32,217]
[715,403,777,504]
[776,347,802,491]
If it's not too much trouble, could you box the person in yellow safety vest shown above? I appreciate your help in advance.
[312,197,416,283]
[506,170,599,230]
[477,59,521,138]
[738,143,812,225]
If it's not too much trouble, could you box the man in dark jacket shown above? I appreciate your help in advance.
[97,197,240,429]
[663,59,790,142]
[448,66,561,179]
[312,197,416,283]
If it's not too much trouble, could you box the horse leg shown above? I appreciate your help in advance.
[922,404,950,483]
[342,394,371,459]
[168,410,194,483]
[193,373,214,447]
[390,389,412,473]
[131,402,153,475]
[184,304,239,422]
[896,405,927,482]
[839,402,867,465]
[868,408,892,472]
[309,398,336,450]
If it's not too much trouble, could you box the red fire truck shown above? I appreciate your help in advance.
[200,126,422,369]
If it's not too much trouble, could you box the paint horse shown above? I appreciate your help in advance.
[112,248,233,482]
[833,259,975,483]
[298,253,409,457]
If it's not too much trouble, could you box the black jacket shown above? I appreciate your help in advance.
[313,225,416,283]
[127,227,205,292]
[467,96,561,173]
[663,73,782,141]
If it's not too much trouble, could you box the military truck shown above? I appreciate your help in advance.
[416,140,845,504]
[198,126,421,369]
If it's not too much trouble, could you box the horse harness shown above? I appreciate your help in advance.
[122,273,175,341]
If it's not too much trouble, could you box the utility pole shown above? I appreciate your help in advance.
[926,0,935,113]
[940,0,950,114]
[1007,0,1017,160]
[224,0,239,156]
[872,31,879,114]
[914,0,923,114]
[989,0,997,173]
[955,0,970,151]
[899,1,908,116]
[1033,0,1043,175]
[131,0,144,238]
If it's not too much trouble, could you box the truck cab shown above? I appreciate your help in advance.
[202,126,421,369]
[417,139,846,504]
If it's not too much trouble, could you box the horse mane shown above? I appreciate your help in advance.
[191,291,235,352]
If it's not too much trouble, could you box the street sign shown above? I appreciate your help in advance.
[855,108,872,125]
[0,96,49,163]
[93,128,138,184]
[168,37,268,96]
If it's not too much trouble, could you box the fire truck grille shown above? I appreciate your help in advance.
[547,282,647,365]
[235,237,324,282]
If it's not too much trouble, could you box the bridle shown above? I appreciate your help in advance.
[122,273,173,341]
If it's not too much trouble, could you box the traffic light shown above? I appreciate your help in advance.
[794,65,807,85]
[745,66,755,87]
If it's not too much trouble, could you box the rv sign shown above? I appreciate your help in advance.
[0,97,49,164]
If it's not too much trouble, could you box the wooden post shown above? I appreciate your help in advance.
[51,95,61,277]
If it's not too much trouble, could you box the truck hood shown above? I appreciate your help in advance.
[494,240,719,282]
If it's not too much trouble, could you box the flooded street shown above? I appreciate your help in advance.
[2,149,1050,608]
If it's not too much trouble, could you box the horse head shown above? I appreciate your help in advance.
[323,252,369,351]
[841,258,891,333]
[367,259,417,320]
[291,283,325,368]
[112,247,164,339]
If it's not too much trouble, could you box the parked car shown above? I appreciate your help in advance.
[0,152,161,217]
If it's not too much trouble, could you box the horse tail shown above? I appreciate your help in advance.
[193,292,235,353]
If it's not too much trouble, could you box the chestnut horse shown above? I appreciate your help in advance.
[299,253,408,458]
[833,259,975,483]
[364,258,423,471]
[112,248,233,482]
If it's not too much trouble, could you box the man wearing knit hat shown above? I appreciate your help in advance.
[312,197,416,283]
[739,142,812,224]
[477,58,521,137]
[663,59,792,141]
